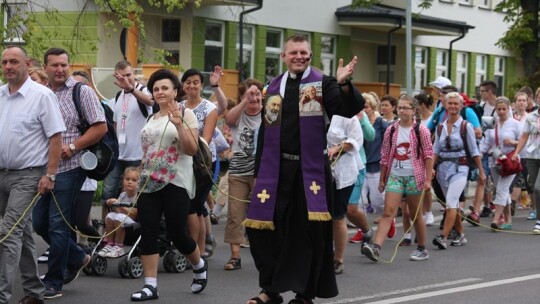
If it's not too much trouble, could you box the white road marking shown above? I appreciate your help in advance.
[321,278,481,304]
[324,274,540,304]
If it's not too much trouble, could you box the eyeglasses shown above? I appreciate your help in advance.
[397,106,414,111]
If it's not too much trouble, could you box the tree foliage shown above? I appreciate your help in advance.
[0,0,200,67]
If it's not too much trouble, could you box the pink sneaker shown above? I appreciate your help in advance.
[387,218,396,238]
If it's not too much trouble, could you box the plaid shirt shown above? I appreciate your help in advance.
[380,120,434,191]
[54,77,106,173]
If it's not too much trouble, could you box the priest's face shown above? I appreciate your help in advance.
[281,40,311,74]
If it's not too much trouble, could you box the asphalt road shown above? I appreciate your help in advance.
[10,202,540,304]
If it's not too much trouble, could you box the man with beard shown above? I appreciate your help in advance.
[244,35,364,304]
[265,95,282,125]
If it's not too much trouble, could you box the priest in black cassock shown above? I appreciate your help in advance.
[244,34,365,304]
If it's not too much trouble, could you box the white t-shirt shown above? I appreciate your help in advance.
[112,83,152,161]
[391,126,414,176]
[180,99,218,162]
[139,109,198,198]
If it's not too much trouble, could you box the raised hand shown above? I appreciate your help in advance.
[336,56,357,84]
[168,102,183,126]
[114,71,133,91]
[210,65,223,86]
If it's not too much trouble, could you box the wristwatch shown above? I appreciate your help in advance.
[69,143,76,153]
[46,174,56,182]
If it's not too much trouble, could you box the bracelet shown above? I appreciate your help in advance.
[211,84,219,88]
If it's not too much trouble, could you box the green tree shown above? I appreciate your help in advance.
[1,0,200,66]
[495,0,540,90]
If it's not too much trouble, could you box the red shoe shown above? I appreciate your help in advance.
[467,212,480,227]
[387,218,396,238]
[349,229,364,243]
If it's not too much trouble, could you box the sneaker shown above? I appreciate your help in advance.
[240,239,250,248]
[63,254,91,285]
[361,243,380,262]
[107,246,125,258]
[333,260,344,274]
[500,223,512,230]
[205,235,217,253]
[366,204,374,214]
[432,235,447,250]
[349,230,364,243]
[479,207,492,218]
[97,245,113,257]
[37,250,49,264]
[424,212,435,226]
[532,224,540,234]
[398,238,412,246]
[490,202,496,210]
[209,211,219,225]
[387,218,396,238]
[44,287,62,299]
[410,249,429,261]
[450,234,468,246]
[527,211,537,220]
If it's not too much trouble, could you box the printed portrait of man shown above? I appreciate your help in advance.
[265,95,282,126]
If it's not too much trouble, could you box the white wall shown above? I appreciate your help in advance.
[194,0,351,36]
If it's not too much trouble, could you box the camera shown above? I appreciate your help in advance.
[481,116,495,131]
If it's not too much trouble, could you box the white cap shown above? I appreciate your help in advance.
[429,76,452,89]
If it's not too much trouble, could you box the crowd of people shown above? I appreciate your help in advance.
[1,34,540,304]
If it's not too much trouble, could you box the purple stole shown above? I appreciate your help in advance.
[244,67,330,230]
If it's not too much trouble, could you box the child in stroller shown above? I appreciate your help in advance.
[98,167,139,258]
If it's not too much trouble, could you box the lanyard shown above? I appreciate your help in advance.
[121,91,130,131]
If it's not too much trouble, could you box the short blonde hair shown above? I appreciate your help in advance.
[362,93,379,111]
[28,67,48,82]
[445,92,463,104]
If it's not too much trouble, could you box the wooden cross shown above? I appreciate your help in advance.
[310,181,321,195]
[257,189,270,203]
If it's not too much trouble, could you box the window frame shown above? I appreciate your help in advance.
[414,47,427,92]
[236,24,255,79]
[3,2,28,43]
[321,35,336,77]
[204,21,225,71]
[436,49,448,78]
[475,54,487,87]
[456,52,468,93]
[265,28,283,83]
[494,56,505,96]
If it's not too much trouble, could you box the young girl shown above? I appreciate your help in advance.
[361,95,434,262]
[98,167,140,258]
[481,97,521,231]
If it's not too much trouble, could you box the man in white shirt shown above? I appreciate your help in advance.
[101,60,153,219]
[0,46,65,304]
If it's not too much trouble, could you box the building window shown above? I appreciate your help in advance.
[377,45,395,82]
[204,22,224,72]
[321,35,336,76]
[265,29,282,83]
[3,2,28,43]
[475,54,487,87]
[161,19,180,42]
[494,56,505,96]
[479,0,491,8]
[236,25,254,80]
[456,52,468,93]
[459,0,472,6]
[436,50,448,78]
[414,47,427,92]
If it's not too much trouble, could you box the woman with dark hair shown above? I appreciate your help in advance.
[131,69,207,301]
[179,68,219,257]
[380,95,398,122]
[416,93,434,126]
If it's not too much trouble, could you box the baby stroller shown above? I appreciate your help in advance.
[84,214,187,278]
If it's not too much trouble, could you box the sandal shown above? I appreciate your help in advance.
[224,257,241,270]
[247,290,283,304]
[131,285,159,301]
[191,259,208,294]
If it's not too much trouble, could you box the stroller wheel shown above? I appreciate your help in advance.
[118,256,130,278]
[128,257,143,279]
[83,262,94,276]
[91,255,107,276]
[164,251,187,273]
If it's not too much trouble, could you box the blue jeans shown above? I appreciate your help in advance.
[101,160,141,202]
[32,167,87,291]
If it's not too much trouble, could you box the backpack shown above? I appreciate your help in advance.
[115,84,159,118]
[460,104,483,126]
[388,122,423,159]
[73,82,119,180]
[436,120,476,169]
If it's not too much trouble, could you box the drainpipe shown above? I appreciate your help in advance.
[386,19,402,94]
[239,0,263,82]
[447,28,466,82]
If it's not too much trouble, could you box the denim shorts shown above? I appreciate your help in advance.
[386,175,421,196]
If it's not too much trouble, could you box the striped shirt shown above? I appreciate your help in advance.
[53,76,106,173]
